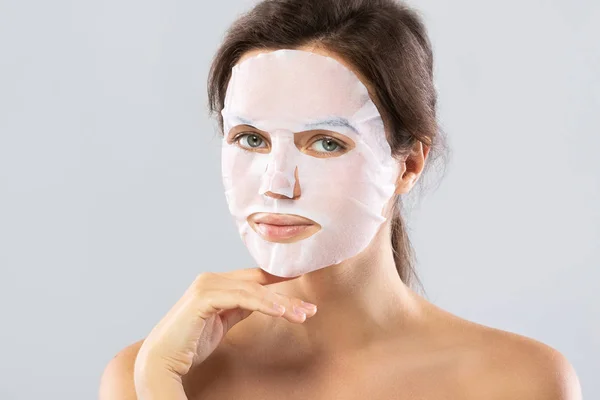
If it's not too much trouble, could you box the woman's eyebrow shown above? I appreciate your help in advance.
[303,117,359,134]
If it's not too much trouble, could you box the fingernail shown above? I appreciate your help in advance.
[272,303,285,313]
[293,306,307,317]
[300,301,317,311]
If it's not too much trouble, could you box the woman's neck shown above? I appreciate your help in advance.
[225,222,428,357]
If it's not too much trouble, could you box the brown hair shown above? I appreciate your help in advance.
[207,0,449,296]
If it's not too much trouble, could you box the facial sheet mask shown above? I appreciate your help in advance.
[221,49,400,277]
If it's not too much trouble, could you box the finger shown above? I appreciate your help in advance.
[198,289,286,320]
[270,291,317,323]
[224,279,318,323]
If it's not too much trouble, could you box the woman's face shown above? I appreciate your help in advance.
[220,48,400,277]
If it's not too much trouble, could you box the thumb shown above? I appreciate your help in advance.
[218,308,254,334]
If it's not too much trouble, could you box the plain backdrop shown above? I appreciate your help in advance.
[0,0,598,398]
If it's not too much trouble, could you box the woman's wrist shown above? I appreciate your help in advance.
[135,374,188,400]
[134,359,188,400]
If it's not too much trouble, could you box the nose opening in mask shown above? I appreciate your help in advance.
[259,165,301,200]
[258,130,301,200]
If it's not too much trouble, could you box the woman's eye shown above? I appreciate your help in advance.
[235,133,267,149]
[310,137,345,153]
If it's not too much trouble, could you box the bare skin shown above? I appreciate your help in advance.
[181,296,577,400]
[99,46,582,399]
[101,276,581,400]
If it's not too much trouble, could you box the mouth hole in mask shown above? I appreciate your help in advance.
[247,212,322,243]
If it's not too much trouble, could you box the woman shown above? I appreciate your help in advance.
[100,0,582,399]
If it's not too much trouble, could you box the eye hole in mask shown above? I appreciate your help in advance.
[226,124,356,158]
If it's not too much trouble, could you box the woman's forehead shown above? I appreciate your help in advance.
[223,49,373,122]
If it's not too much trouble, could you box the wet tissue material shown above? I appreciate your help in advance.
[221,49,400,277]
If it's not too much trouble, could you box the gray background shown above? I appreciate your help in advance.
[0,0,598,398]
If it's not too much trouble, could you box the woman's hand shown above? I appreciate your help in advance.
[133,267,317,398]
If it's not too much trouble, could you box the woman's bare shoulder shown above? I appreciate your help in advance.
[98,339,145,400]
[443,314,582,400]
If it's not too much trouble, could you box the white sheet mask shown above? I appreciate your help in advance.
[220,49,400,277]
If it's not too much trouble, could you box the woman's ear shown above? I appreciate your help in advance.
[394,141,430,195]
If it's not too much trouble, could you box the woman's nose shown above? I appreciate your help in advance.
[262,166,301,200]
[258,133,301,200]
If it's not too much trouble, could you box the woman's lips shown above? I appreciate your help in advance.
[247,213,321,243]
[255,223,311,240]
